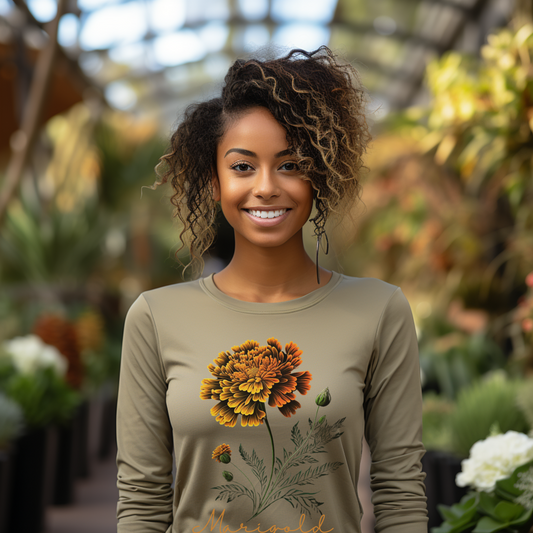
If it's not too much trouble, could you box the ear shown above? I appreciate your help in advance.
[211,172,221,202]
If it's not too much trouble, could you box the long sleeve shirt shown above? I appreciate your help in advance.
[116,272,428,533]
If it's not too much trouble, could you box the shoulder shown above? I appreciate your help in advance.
[123,277,221,334]
[125,278,205,325]
[333,273,406,307]
[328,274,414,328]
[141,278,204,304]
[137,278,206,309]
[335,274,397,296]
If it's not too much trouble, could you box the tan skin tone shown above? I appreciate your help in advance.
[212,107,332,303]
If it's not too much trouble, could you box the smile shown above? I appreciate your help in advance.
[247,209,288,219]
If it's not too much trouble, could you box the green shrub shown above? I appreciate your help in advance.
[422,392,454,452]
[449,375,529,457]
[5,367,80,428]
[419,332,506,400]
[516,380,533,435]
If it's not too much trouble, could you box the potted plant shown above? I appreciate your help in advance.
[433,431,533,533]
[0,393,24,533]
[422,375,530,528]
[1,335,80,533]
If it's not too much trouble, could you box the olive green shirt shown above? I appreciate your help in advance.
[116,272,428,533]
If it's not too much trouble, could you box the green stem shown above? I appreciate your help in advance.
[232,463,259,509]
[253,405,321,518]
[249,410,277,519]
[264,413,277,497]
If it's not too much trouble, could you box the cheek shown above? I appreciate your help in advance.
[298,182,314,216]
[217,181,247,223]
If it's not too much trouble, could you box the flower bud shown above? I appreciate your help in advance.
[318,415,326,424]
[315,387,331,407]
[219,453,231,464]
[223,470,233,481]
[212,443,231,463]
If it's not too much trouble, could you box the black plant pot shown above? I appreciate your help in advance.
[75,400,91,478]
[0,448,13,533]
[53,414,80,505]
[8,426,58,533]
[87,392,104,463]
[422,450,468,530]
[98,392,117,460]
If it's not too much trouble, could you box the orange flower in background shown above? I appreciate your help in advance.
[34,314,83,389]
[212,444,231,463]
[200,338,312,427]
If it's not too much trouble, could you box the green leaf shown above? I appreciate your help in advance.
[305,417,345,454]
[286,455,319,467]
[279,488,323,516]
[508,506,533,528]
[495,459,533,501]
[472,503,533,533]
[239,444,267,489]
[435,494,480,533]
[431,521,477,533]
[472,516,508,533]
[477,491,500,519]
[493,501,524,522]
[290,421,303,447]
[280,462,343,489]
[212,482,254,504]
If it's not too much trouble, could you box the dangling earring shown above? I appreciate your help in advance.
[313,197,329,285]
[315,229,329,284]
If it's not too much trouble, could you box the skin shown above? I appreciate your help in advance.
[212,106,332,303]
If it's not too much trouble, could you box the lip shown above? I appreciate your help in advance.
[243,208,291,227]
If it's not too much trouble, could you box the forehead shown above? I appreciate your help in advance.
[218,107,288,153]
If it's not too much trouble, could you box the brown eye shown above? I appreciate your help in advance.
[231,162,253,172]
[280,162,299,172]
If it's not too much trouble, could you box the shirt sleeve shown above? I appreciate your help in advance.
[116,294,174,533]
[363,287,428,533]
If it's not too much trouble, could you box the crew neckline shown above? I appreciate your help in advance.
[199,271,342,314]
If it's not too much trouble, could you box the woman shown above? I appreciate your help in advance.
[116,46,427,533]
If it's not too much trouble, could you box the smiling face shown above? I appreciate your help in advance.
[213,107,313,251]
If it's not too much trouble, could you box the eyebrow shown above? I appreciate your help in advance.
[224,148,292,158]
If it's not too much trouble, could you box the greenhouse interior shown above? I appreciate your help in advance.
[1,0,533,532]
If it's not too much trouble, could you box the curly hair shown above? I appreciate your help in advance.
[155,46,371,276]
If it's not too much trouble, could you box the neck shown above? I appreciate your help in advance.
[213,231,331,302]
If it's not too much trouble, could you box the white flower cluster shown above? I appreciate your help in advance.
[456,431,533,492]
[3,335,67,377]
[515,467,533,510]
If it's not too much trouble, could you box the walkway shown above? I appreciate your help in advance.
[47,448,118,533]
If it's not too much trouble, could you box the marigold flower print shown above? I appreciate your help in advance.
[200,338,312,427]
[212,444,231,463]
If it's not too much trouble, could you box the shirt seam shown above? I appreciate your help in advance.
[365,287,401,403]
[199,273,343,315]
[140,293,167,382]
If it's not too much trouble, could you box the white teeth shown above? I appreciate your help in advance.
[249,209,287,219]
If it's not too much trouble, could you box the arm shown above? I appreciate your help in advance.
[117,295,174,533]
[363,288,428,533]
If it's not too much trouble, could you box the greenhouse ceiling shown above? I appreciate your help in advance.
[0,0,517,127]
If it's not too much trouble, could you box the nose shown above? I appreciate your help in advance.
[252,168,281,199]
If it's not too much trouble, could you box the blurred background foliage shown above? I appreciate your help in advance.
[335,20,533,458]
[0,0,532,498]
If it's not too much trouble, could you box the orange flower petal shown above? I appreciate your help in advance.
[278,400,301,417]
[202,338,312,425]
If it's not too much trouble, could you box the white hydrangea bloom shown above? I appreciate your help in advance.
[3,335,67,377]
[456,431,533,492]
